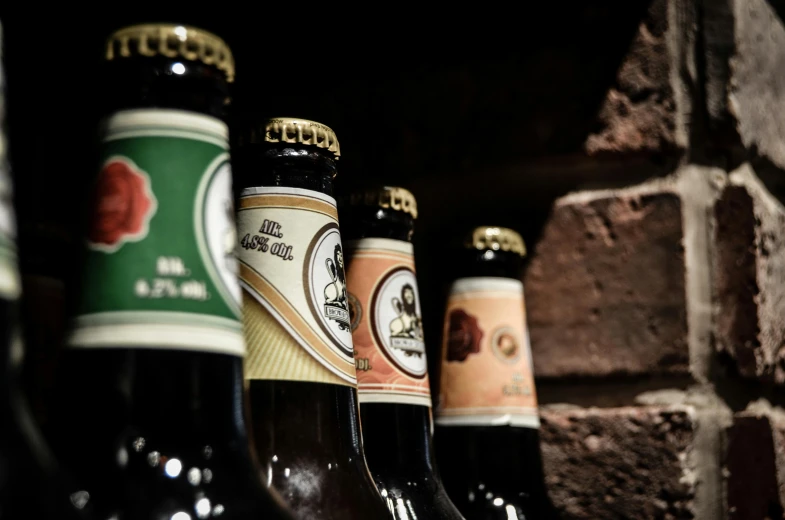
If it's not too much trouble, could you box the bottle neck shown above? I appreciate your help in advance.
[249,382,365,464]
[452,248,524,280]
[233,145,337,196]
[338,205,414,242]
[135,352,249,442]
[63,56,246,443]
[235,144,359,457]
[437,248,547,501]
[474,426,547,490]
[100,56,230,120]
[341,208,436,477]
[436,425,550,509]
[361,403,437,477]
[59,350,250,446]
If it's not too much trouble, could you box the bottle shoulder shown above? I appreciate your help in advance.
[61,435,292,520]
[247,381,390,519]
[374,473,465,520]
[266,457,391,520]
[45,350,292,518]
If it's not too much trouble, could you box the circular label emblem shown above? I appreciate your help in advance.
[305,223,354,358]
[370,266,427,378]
[491,325,522,365]
[202,161,242,307]
[347,292,362,332]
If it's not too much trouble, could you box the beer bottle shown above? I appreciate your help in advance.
[0,22,86,519]
[340,186,465,520]
[49,24,293,520]
[234,118,392,519]
[435,227,557,519]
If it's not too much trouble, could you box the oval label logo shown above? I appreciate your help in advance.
[370,266,427,378]
[196,156,242,316]
[347,292,362,332]
[490,325,522,365]
[305,223,354,358]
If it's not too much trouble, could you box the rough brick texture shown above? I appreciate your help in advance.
[540,407,695,519]
[525,190,689,378]
[713,176,785,383]
[726,412,785,519]
[704,0,785,166]
[585,0,682,156]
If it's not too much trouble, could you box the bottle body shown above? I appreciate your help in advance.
[248,380,385,517]
[341,194,464,520]
[435,240,557,520]
[0,22,89,519]
[1,305,88,520]
[360,403,465,520]
[235,122,391,519]
[47,25,292,520]
[437,415,553,519]
[54,350,290,519]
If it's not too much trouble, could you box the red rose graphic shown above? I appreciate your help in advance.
[88,158,155,251]
[446,308,483,362]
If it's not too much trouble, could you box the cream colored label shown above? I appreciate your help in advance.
[436,277,539,428]
[238,187,356,386]
[345,238,431,407]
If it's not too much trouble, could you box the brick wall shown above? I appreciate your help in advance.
[512,0,785,518]
[7,3,785,519]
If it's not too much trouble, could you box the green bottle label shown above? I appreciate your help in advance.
[67,109,244,356]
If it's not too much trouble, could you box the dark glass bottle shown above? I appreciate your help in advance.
[233,118,392,519]
[435,227,558,520]
[0,22,89,520]
[340,186,465,520]
[17,220,69,431]
[47,24,293,520]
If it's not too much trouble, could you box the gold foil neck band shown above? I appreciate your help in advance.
[466,226,526,257]
[106,24,235,83]
[250,118,341,159]
[343,186,418,219]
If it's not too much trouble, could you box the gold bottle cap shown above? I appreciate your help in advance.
[105,24,235,83]
[466,226,526,257]
[242,118,341,159]
[343,186,418,219]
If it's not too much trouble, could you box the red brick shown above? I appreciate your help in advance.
[270,2,689,189]
[713,176,785,383]
[540,406,695,519]
[585,0,685,156]
[525,190,689,378]
[703,0,785,166]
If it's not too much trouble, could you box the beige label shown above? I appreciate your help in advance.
[436,277,539,427]
[345,238,431,407]
[238,187,356,386]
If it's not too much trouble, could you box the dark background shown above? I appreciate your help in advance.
[0,4,667,401]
